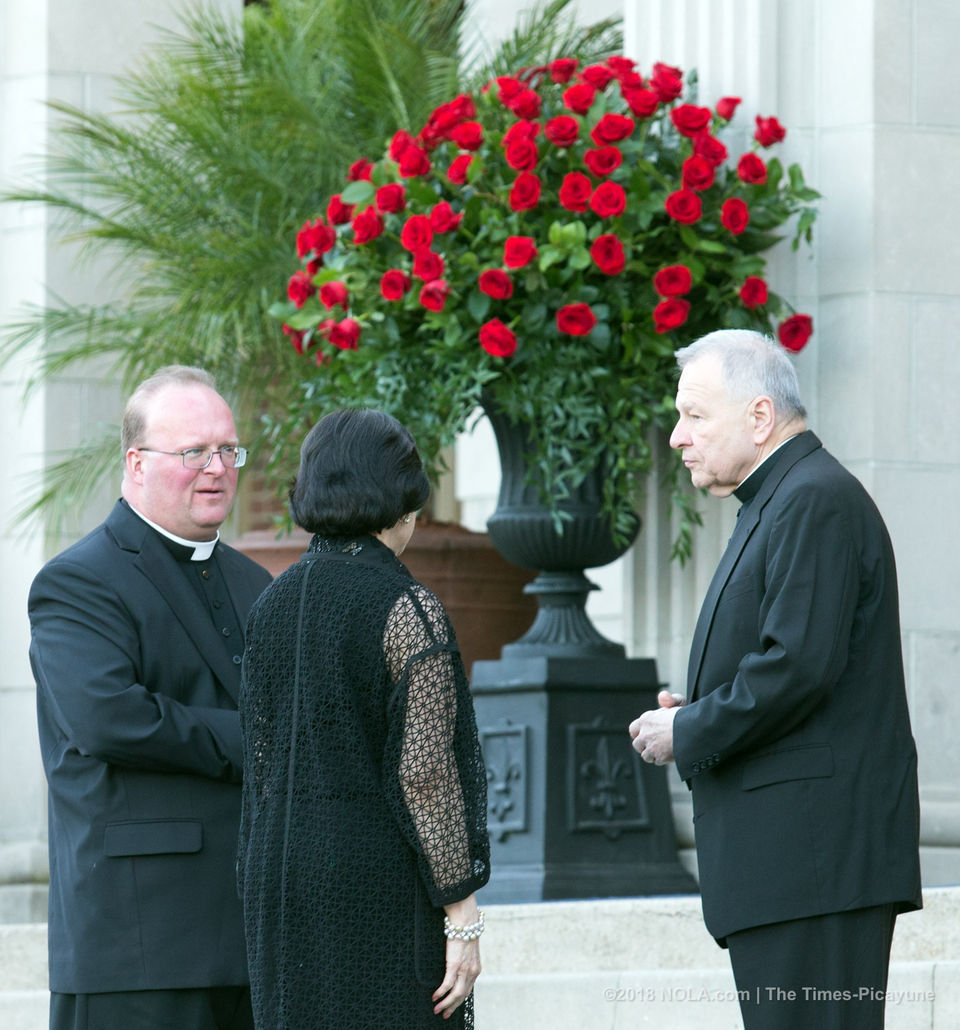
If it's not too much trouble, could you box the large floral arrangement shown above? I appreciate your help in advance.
[271,55,818,551]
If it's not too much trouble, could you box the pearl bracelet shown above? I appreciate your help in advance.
[443,910,485,941]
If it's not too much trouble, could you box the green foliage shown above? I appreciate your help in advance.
[0,0,622,527]
[270,58,818,554]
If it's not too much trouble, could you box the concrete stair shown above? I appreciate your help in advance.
[3,888,958,1029]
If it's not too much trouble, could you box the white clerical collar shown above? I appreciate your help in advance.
[128,504,220,561]
[737,433,802,490]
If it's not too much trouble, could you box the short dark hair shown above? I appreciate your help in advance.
[289,409,430,537]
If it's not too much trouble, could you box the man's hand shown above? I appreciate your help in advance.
[628,690,684,765]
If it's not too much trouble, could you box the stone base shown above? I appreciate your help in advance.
[473,654,698,902]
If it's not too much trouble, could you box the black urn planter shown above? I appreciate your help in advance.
[483,402,639,660]
[471,404,698,902]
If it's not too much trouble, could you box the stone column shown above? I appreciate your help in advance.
[0,0,242,920]
[622,0,960,886]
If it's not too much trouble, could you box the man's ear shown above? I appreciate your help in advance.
[125,447,145,484]
[750,395,776,443]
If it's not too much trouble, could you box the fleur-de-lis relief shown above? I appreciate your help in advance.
[486,756,522,824]
[580,735,631,820]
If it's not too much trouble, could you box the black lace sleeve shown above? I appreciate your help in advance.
[383,584,490,905]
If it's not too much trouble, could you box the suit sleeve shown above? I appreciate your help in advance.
[30,558,242,782]
[674,485,860,779]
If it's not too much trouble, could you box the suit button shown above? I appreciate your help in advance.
[221,627,231,637]
[233,655,242,665]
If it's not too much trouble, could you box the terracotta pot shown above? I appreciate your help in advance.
[232,522,537,674]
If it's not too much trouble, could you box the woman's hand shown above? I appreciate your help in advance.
[433,895,482,1019]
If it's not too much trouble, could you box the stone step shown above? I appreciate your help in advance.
[2,889,958,1030]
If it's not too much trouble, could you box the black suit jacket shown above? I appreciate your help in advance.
[29,499,271,993]
[673,432,921,942]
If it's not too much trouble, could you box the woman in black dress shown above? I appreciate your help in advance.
[238,409,490,1029]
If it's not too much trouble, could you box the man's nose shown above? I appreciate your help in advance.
[668,422,687,449]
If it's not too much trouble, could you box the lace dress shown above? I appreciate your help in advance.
[238,535,490,1029]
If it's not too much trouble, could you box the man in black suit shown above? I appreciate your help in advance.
[630,330,921,1029]
[29,366,272,1030]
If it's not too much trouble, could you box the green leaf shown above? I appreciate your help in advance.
[467,289,491,322]
[340,180,376,205]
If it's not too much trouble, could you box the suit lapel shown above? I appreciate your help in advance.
[686,432,823,701]
[107,502,244,703]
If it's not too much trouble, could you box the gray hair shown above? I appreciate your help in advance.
[676,329,807,420]
[121,365,219,451]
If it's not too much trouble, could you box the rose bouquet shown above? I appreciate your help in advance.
[270,55,818,551]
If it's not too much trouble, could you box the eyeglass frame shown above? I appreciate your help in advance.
[136,445,248,470]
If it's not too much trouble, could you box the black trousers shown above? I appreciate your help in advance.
[50,986,254,1030]
[725,904,898,1030]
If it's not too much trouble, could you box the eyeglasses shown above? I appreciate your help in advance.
[138,445,248,469]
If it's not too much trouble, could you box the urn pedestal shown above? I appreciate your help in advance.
[473,406,697,901]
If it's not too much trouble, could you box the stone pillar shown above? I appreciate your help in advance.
[621,0,960,886]
[0,0,242,919]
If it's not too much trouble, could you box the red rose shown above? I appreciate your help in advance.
[346,158,373,181]
[653,265,693,297]
[419,279,450,312]
[606,56,636,79]
[447,153,474,184]
[287,270,315,308]
[389,129,417,162]
[737,153,768,184]
[296,218,336,259]
[429,201,462,233]
[545,115,580,148]
[351,207,384,244]
[318,281,348,310]
[670,104,712,137]
[651,62,683,102]
[380,269,411,301]
[716,96,741,121]
[739,276,768,309]
[558,171,593,212]
[590,112,636,145]
[375,183,406,213]
[755,115,787,147]
[583,146,623,178]
[721,197,750,235]
[682,155,715,191]
[478,269,514,299]
[694,132,728,166]
[778,313,814,352]
[509,171,541,211]
[400,214,433,252]
[448,121,484,151]
[398,144,431,178]
[495,76,525,103]
[283,323,307,355]
[412,248,444,281]
[653,298,691,333]
[664,189,702,225]
[549,58,579,84]
[507,88,541,120]
[621,84,659,118]
[479,318,518,358]
[581,64,616,90]
[503,236,538,268]
[590,180,627,218]
[327,318,361,350]
[505,137,539,171]
[326,194,354,226]
[563,82,596,114]
[503,120,540,146]
[590,234,626,275]
[556,302,597,336]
